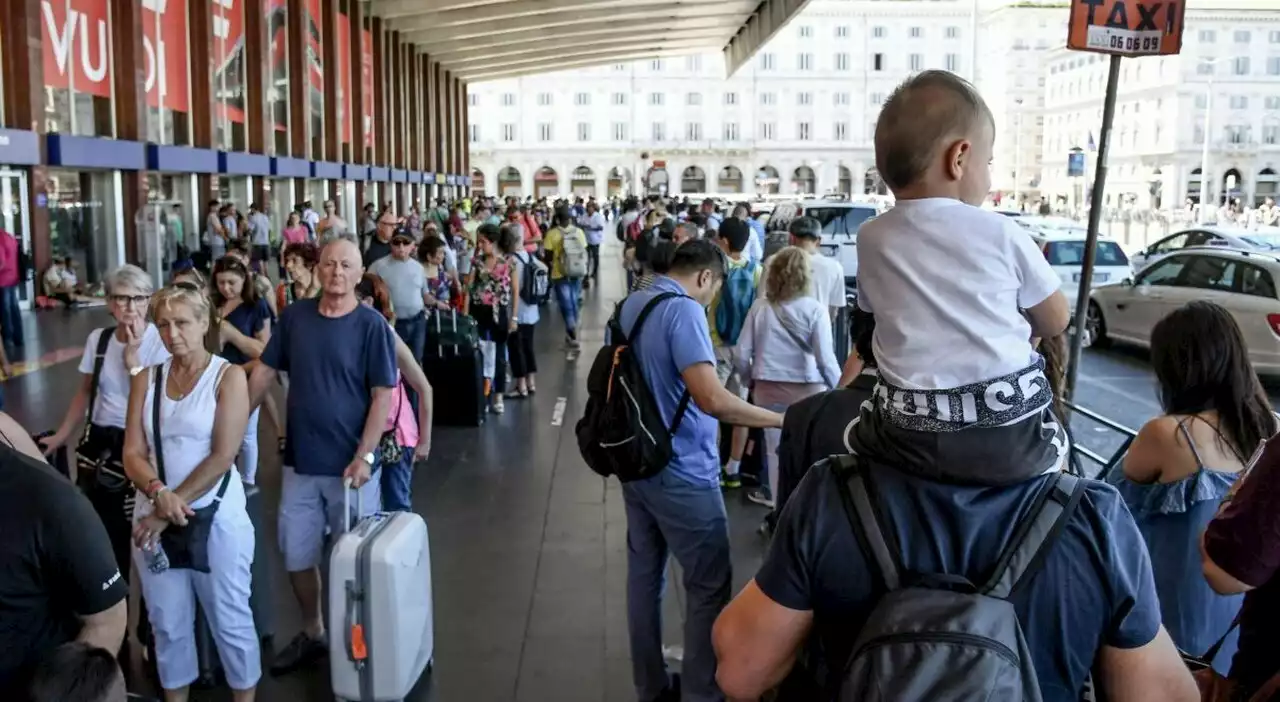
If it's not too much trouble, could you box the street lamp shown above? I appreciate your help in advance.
[1197,55,1246,223]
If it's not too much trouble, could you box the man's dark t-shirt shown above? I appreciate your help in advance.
[1204,435,1280,696]
[364,238,393,268]
[757,461,1162,700]
[262,299,398,476]
[0,445,127,696]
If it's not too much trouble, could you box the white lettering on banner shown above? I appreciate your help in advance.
[42,2,76,79]
[213,0,234,40]
[141,0,168,12]
[79,13,108,83]
[41,2,108,86]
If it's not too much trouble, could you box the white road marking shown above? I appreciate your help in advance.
[551,397,567,426]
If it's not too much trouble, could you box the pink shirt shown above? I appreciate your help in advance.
[0,231,18,288]
[282,225,308,245]
[385,373,419,448]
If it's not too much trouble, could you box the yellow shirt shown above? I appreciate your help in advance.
[542,226,587,280]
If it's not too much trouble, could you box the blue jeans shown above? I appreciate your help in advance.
[0,285,22,347]
[394,312,427,413]
[380,449,415,512]
[623,471,732,702]
[554,278,582,335]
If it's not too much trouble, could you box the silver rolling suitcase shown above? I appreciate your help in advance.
[329,479,434,701]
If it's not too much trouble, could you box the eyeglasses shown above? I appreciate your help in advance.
[111,294,149,306]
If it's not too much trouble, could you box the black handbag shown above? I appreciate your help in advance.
[151,363,230,574]
[377,380,406,464]
[74,326,131,493]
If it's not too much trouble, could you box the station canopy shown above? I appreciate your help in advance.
[369,0,811,82]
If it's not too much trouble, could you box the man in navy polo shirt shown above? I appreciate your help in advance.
[248,235,397,676]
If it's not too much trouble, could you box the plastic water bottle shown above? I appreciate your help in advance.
[144,543,170,574]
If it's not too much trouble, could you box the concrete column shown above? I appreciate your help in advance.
[594,167,608,200]
[521,165,535,199]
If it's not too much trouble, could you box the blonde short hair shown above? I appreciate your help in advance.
[765,247,811,302]
[150,284,212,326]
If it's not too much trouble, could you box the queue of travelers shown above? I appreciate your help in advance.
[7,74,1280,702]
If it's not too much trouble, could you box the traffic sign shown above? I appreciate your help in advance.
[1067,0,1186,57]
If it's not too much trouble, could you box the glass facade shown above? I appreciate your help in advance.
[266,0,291,155]
[213,0,247,150]
[48,170,123,288]
[144,0,192,145]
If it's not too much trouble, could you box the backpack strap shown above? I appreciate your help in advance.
[983,472,1086,599]
[833,455,902,591]
[623,290,694,435]
[84,326,117,432]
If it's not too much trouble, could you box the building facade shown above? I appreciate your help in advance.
[1039,4,1280,211]
[467,0,980,200]
[0,0,471,296]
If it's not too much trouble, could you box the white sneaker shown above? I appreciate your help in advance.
[746,490,775,509]
[492,397,505,414]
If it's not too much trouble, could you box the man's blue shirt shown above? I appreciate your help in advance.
[262,299,398,476]
[619,276,719,487]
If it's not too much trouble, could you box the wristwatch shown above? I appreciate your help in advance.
[128,365,145,377]
[358,451,376,467]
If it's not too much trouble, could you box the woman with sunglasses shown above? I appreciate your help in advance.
[40,264,171,587]
[211,257,273,485]
[123,284,259,701]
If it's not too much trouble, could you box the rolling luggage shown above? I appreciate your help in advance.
[424,308,479,359]
[424,345,485,427]
[330,479,434,702]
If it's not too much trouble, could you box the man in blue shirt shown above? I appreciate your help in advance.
[617,239,784,702]
[712,458,1198,701]
[578,201,607,290]
[248,235,398,676]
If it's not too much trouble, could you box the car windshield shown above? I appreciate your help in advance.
[1242,233,1280,250]
[803,207,877,237]
[1045,240,1129,267]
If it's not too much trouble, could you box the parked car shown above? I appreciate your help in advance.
[1023,229,1132,308]
[765,200,881,287]
[1128,225,1280,269]
[1086,247,1280,375]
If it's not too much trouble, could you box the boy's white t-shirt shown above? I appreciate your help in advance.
[856,198,1061,391]
[77,325,171,429]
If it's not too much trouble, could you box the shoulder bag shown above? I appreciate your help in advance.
[151,363,232,573]
[75,327,130,492]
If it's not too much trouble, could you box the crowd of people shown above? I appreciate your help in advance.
[4,69,1280,702]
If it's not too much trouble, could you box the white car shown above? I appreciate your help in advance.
[1128,225,1280,270]
[1086,247,1280,375]
[766,201,881,288]
[1023,229,1133,308]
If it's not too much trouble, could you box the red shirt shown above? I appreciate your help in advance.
[1204,434,1280,694]
[0,231,19,288]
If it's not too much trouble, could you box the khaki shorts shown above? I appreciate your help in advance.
[714,346,750,400]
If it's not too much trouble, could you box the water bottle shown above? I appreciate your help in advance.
[144,543,170,574]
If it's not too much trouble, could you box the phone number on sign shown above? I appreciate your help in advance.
[1086,27,1162,54]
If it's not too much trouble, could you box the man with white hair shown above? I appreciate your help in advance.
[248,236,397,675]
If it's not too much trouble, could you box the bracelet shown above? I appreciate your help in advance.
[143,480,166,500]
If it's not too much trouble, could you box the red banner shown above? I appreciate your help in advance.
[362,30,374,150]
[42,0,191,112]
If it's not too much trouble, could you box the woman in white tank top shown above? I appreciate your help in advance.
[122,284,260,700]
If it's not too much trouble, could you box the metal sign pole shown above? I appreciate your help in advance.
[1065,54,1123,401]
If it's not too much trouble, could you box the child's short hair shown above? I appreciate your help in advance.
[874,70,993,192]
[28,642,125,702]
[719,218,752,254]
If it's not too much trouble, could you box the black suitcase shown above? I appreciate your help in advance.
[425,346,485,427]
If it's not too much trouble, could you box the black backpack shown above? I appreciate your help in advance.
[833,454,1084,702]
[576,292,691,481]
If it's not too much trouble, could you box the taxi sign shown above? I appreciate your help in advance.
[1067,0,1186,57]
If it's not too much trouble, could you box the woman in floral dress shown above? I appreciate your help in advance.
[463,223,520,414]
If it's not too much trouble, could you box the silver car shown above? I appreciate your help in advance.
[1128,226,1280,270]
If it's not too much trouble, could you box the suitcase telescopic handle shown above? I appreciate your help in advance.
[342,476,364,533]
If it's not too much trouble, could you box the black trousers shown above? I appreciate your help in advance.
[508,323,537,378]
[475,305,511,394]
[587,244,601,280]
